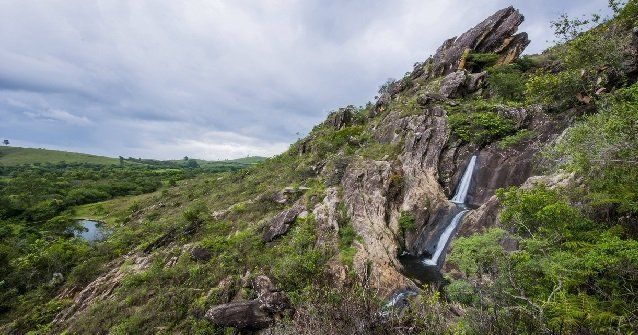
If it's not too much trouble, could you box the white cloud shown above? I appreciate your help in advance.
[24,109,91,125]
[0,0,613,159]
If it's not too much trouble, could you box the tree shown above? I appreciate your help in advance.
[3,140,9,146]
[183,156,189,161]
[118,156,124,166]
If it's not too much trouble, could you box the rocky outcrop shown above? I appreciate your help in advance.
[465,108,571,207]
[431,6,530,77]
[439,70,486,98]
[341,159,413,295]
[263,201,306,242]
[53,253,151,327]
[205,275,292,331]
[325,106,355,130]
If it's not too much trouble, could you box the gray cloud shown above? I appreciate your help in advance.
[0,0,612,159]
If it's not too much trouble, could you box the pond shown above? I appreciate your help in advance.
[75,219,109,242]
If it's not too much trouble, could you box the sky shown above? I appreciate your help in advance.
[0,0,613,160]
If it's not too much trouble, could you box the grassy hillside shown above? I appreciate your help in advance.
[0,146,119,166]
[0,146,267,168]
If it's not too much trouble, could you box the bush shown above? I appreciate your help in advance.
[486,64,526,102]
[445,280,477,305]
[465,52,499,72]
[448,112,516,146]
[398,211,415,235]
[525,69,584,107]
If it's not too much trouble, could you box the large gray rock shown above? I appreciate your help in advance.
[205,275,292,331]
[438,70,486,98]
[439,71,469,98]
[325,106,355,130]
[431,6,530,77]
[263,202,306,242]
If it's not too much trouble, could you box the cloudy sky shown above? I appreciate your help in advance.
[0,0,613,160]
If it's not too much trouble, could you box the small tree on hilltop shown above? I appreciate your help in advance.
[3,140,9,146]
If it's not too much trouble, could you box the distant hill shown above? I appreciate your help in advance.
[0,146,119,166]
[227,156,267,164]
[0,146,268,167]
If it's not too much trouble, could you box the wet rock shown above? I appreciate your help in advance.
[262,202,306,242]
[431,6,529,77]
[205,275,292,331]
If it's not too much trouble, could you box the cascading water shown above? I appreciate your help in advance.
[422,155,477,266]
[422,210,469,266]
[387,155,478,312]
[450,155,476,204]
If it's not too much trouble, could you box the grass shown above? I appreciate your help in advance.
[0,146,119,166]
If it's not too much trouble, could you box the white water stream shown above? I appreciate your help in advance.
[422,210,469,266]
[450,155,476,204]
[422,155,477,266]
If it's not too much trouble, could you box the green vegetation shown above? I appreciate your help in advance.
[486,64,526,102]
[398,211,415,235]
[447,82,638,334]
[448,111,516,146]
[464,52,499,72]
[0,146,119,165]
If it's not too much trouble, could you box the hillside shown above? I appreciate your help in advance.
[0,146,119,165]
[0,146,266,169]
[1,3,637,335]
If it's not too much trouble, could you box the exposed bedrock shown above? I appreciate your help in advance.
[431,6,530,77]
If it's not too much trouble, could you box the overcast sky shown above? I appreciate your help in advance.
[0,0,613,160]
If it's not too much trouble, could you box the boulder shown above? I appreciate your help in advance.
[438,70,486,98]
[262,202,306,242]
[439,71,469,98]
[189,247,212,262]
[325,106,355,130]
[205,275,292,331]
[205,300,272,330]
[416,92,447,106]
[431,6,530,77]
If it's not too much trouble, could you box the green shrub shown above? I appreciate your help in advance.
[486,64,526,102]
[445,280,477,305]
[497,130,536,149]
[448,112,516,146]
[525,69,584,107]
[465,52,499,71]
[448,227,506,276]
[398,211,415,235]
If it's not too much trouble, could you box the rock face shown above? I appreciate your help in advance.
[263,202,306,242]
[205,275,292,331]
[431,6,530,77]
[439,70,486,98]
[325,106,355,130]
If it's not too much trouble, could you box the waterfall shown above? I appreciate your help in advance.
[422,155,477,266]
[450,155,476,204]
[422,210,469,266]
